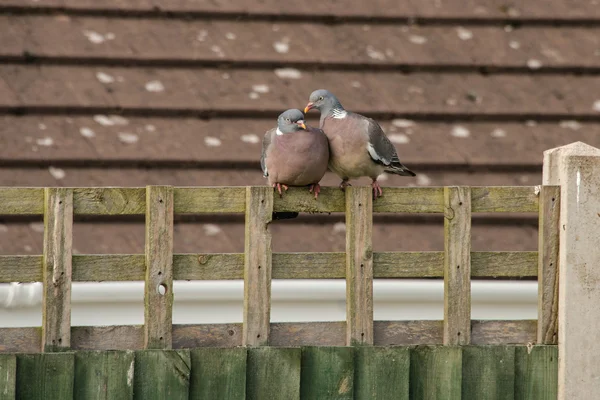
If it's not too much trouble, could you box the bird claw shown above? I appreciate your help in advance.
[309,184,321,199]
[339,180,352,192]
[273,183,289,197]
[371,180,383,199]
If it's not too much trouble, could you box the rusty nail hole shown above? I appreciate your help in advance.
[157,283,167,295]
[159,198,163,203]
[359,203,362,207]
[158,271,162,276]
[457,332,461,336]
[457,265,460,269]
[552,198,555,202]
[550,263,553,267]
[258,265,261,270]
[228,329,235,336]
[361,332,365,337]
[59,201,63,205]
[58,338,62,344]
[360,264,364,268]
[257,334,261,338]
[459,201,463,206]
[261,199,264,204]
[159,336,163,341]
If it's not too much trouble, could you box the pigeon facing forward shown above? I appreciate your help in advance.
[304,89,415,199]
[261,109,330,199]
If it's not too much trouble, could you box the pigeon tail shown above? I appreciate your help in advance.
[385,163,416,177]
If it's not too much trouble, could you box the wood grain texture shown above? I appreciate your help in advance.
[270,322,345,347]
[133,350,190,400]
[16,353,75,399]
[374,320,443,345]
[300,347,354,400]
[410,346,462,400]
[471,320,537,345]
[444,186,472,345]
[355,347,409,400]
[73,188,145,215]
[0,327,41,352]
[74,351,135,400]
[0,187,43,215]
[144,186,174,349]
[42,187,73,352]
[72,326,144,351]
[243,186,273,346]
[462,346,516,400]
[174,187,245,213]
[471,251,537,279]
[189,348,247,400]
[345,187,374,346]
[471,186,538,213]
[173,324,242,348]
[514,346,558,400]
[0,354,16,399]
[537,186,560,344]
[246,348,301,400]
[0,255,42,282]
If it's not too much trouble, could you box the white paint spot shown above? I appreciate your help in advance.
[96,72,115,84]
[38,123,47,130]
[210,45,225,58]
[409,35,427,45]
[203,224,222,236]
[527,59,542,70]
[391,119,415,128]
[525,120,537,127]
[249,92,260,100]
[145,80,165,93]
[83,30,107,44]
[118,132,139,144]
[456,27,473,40]
[451,126,470,138]
[29,222,44,233]
[509,41,520,50]
[351,81,361,88]
[222,73,230,80]
[36,137,54,146]
[225,32,236,40]
[273,39,290,54]
[241,134,260,144]
[252,84,270,94]
[80,127,95,138]
[0,224,8,233]
[388,133,410,144]
[274,68,302,80]
[48,167,66,180]
[196,30,208,42]
[576,169,581,205]
[145,124,156,132]
[592,100,600,112]
[93,115,129,126]
[204,137,222,147]
[491,128,507,138]
[416,174,432,186]
[127,361,134,387]
[366,45,386,61]
[332,222,346,234]
[559,120,582,130]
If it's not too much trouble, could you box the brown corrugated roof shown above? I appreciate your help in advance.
[0,2,598,255]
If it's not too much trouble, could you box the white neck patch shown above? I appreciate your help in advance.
[276,127,284,135]
[331,109,348,119]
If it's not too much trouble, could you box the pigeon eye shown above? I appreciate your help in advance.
[319,96,324,101]
[286,118,290,122]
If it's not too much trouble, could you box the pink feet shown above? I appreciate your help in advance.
[371,180,383,199]
[308,183,321,199]
[273,183,289,197]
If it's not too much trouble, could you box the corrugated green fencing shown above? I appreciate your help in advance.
[0,345,557,399]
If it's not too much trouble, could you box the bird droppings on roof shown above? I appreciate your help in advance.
[491,128,507,138]
[203,224,222,236]
[117,132,139,144]
[525,120,538,127]
[96,72,115,84]
[145,80,165,92]
[225,32,237,40]
[36,137,54,146]
[145,124,156,132]
[204,137,222,147]
[351,81,361,88]
[332,222,346,234]
[210,45,225,58]
[94,115,129,126]
[366,45,386,61]
[28,222,44,233]
[252,84,270,94]
[527,59,543,70]
[391,119,416,128]
[416,174,432,186]
[409,35,427,45]
[593,100,600,112]
[48,166,66,180]
[38,123,47,130]
[196,30,208,42]
[241,134,260,144]
[451,126,470,138]
[273,38,290,54]
[559,120,582,130]
[509,41,521,50]
[80,127,95,138]
[249,92,260,100]
[388,133,410,144]
[83,30,115,44]
[222,73,230,80]
[457,27,473,41]
[274,68,302,80]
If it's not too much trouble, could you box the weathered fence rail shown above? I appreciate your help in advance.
[0,185,558,352]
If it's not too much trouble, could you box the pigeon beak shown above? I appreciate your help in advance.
[297,120,307,130]
[304,102,314,113]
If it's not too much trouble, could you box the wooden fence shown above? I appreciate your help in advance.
[0,185,559,351]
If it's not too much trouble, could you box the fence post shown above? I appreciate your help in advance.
[345,186,373,345]
[443,186,471,345]
[243,186,273,346]
[42,188,73,352]
[543,141,600,399]
[144,185,174,349]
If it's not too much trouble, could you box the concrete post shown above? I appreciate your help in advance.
[543,141,600,399]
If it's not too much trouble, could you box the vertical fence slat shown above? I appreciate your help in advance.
[537,185,560,344]
[0,354,16,398]
[300,347,354,400]
[410,346,462,399]
[16,353,75,398]
[243,186,273,346]
[462,346,516,399]
[190,348,247,400]
[42,187,73,352]
[355,347,410,400]
[515,346,558,400]
[345,186,374,346]
[443,186,471,345]
[144,186,174,349]
[74,351,135,400]
[133,350,190,400]
[246,347,301,400]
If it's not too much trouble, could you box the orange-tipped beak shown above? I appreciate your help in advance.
[304,102,314,114]
[297,120,307,130]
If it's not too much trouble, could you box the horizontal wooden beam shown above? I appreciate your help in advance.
[0,251,537,283]
[0,186,540,215]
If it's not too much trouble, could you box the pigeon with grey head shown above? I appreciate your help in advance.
[261,109,330,199]
[304,89,415,199]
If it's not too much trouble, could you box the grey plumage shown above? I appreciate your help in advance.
[305,89,415,198]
